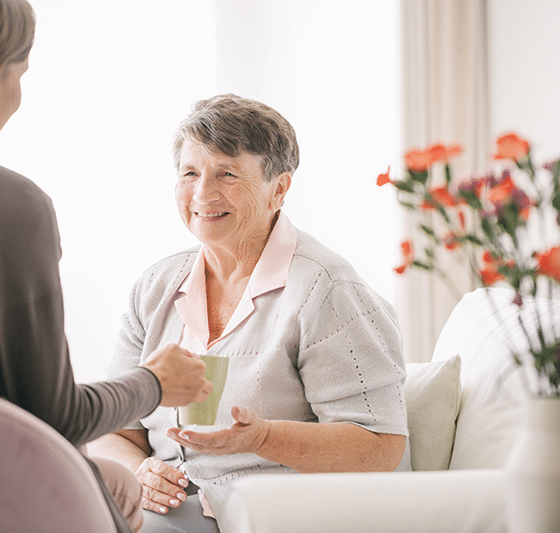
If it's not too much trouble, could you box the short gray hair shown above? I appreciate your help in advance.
[0,0,35,74]
[172,94,299,181]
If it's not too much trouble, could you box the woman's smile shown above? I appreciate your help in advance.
[194,211,230,219]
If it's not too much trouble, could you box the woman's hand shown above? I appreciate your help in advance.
[166,406,270,456]
[135,457,189,514]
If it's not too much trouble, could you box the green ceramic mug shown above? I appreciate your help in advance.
[177,355,229,426]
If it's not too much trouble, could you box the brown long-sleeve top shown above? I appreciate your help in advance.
[0,165,160,447]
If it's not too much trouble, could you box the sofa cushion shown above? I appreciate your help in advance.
[224,469,507,533]
[404,354,462,470]
[432,287,560,469]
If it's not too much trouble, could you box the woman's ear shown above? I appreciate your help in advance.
[270,172,291,211]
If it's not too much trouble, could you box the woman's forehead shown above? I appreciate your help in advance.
[179,141,264,172]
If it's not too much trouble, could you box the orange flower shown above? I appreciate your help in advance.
[443,232,461,251]
[487,176,515,204]
[478,251,514,286]
[377,166,391,186]
[479,267,506,286]
[487,175,532,221]
[458,211,466,230]
[394,240,413,274]
[535,246,560,283]
[421,186,459,210]
[404,149,433,172]
[479,251,504,285]
[427,143,462,164]
[457,176,486,199]
[493,133,530,161]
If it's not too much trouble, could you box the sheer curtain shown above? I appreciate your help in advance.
[1,0,400,381]
[397,0,490,362]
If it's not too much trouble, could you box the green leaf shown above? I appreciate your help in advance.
[457,189,483,210]
[460,234,484,246]
[481,217,496,241]
[500,204,521,238]
[411,260,433,271]
[552,191,560,213]
[420,224,437,238]
[436,203,451,224]
[409,169,429,185]
[445,164,452,186]
[394,180,415,193]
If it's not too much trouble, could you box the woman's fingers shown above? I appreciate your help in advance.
[166,406,270,456]
[231,405,254,425]
[135,457,188,514]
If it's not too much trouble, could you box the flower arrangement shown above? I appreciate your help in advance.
[378,133,560,397]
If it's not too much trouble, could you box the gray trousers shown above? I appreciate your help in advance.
[141,483,220,533]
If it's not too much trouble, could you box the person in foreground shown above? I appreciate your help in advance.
[0,2,213,532]
[90,94,410,532]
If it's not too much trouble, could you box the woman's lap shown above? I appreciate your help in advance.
[141,485,220,533]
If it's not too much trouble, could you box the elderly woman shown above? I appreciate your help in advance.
[91,94,410,533]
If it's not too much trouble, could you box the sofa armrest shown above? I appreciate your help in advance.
[222,470,506,533]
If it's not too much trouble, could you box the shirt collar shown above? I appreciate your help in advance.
[175,211,297,348]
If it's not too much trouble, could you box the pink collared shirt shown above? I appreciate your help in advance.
[174,210,298,353]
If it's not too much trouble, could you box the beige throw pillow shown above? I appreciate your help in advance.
[404,354,462,471]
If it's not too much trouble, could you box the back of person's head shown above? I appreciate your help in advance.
[172,94,300,181]
[0,0,35,74]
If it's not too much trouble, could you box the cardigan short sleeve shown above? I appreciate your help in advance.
[297,276,408,436]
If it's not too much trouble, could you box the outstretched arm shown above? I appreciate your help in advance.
[167,406,406,473]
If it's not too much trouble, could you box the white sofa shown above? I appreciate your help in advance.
[222,288,558,533]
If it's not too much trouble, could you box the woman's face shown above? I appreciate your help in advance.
[0,56,29,131]
[175,140,290,255]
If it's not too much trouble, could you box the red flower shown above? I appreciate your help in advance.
[457,176,486,199]
[404,142,462,172]
[377,166,392,186]
[458,211,466,230]
[427,143,463,164]
[478,268,506,286]
[431,186,459,206]
[394,240,413,274]
[479,251,506,286]
[404,149,433,172]
[478,251,515,286]
[493,133,530,161]
[421,186,459,210]
[487,175,515,204]
[443,232,461,251]
[535,246,560,283]
[479,268,505,286]
[487,175,532,221]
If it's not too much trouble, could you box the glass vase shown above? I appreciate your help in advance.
[505,397,560,533]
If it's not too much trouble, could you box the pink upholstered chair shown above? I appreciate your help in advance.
[0,398,117,533]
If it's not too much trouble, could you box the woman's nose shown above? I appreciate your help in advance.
[193,174,220,203]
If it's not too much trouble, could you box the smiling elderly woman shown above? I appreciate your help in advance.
[90,94,410,533]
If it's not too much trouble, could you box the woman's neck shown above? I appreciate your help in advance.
[203,212,279,284]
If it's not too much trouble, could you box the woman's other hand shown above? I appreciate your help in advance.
[135,457,189,514]
[166,406,270,456]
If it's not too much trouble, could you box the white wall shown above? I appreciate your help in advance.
[1,0,400,382]
[487,0,560,271]
[488,0,560,161]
